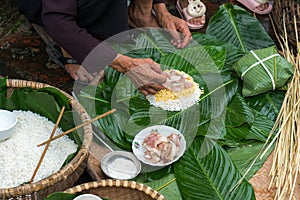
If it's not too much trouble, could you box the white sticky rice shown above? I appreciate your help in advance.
[0,110,78,188]
[147,70,202,111]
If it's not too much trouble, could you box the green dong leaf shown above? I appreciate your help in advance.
[206,3,274,52]
[174,137,255,200]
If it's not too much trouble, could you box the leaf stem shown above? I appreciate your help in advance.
[156,177,176,191]
[199,79,235,101]
[79,92,110,104]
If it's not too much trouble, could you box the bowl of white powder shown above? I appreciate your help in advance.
[0,109,17,141]
[100,151,141,180]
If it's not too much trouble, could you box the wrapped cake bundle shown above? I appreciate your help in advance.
[233,46,294,97]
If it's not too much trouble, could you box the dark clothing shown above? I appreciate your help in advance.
[18,0,43,25]
[40,0,164,72]
[42,0,125,69]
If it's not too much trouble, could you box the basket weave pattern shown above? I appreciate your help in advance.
[0,79,93,200]
[272,0,300,46]
[65,180,166,200]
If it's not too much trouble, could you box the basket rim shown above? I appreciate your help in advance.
[0,79,93,198]
[64,179,166,200]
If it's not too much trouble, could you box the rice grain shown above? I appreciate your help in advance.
[0,110,78,188]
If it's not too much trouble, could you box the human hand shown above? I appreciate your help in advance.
[65,64,96,82]
[61,47,97,83]
[153,3,192,48]
[110,54,168,95]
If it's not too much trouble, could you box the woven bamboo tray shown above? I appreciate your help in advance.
[65,179,166,200]
[0,79,93,200]
[272,0,300,47]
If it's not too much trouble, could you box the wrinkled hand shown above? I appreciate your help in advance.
[62,47,98,84]
[153,4,192,48]
[110,54,167,96]
[65,64,96,82]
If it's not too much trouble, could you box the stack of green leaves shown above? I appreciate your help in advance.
[75,3,291,200]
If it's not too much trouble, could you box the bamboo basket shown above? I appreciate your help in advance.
[64,179,166,200]
[272,0,300,47]
[0,79,93,200]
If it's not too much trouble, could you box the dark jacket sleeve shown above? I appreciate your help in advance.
[41,0,117,71]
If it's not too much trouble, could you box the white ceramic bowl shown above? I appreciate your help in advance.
[100,151,141,180]
[132,125,186,167]
[0,109,17,141]
[73,194,102,200]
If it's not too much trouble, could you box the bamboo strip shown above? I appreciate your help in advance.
[30,106,65,183]
[266,16,300,199]
[38,109,116,147]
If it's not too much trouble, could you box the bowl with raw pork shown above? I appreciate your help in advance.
[0,109,17,141]
[132,125,186,167]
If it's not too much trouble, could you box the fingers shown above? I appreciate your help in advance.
[139,83,166,96]
[124,58,168,95]
[77,67,95,82]
[141,60,167,84]
[176,24,192,48]
[171,33,191,48]
[148,64,168,84]
[148,60,162,73]
[168,19,192,49]
[152,72,168,84]
[167,23,182,46]
[65,64,95,82]
[65,65,79,80]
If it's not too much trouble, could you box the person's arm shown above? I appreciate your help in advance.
[42,0,166,95]
[42,0,117,68]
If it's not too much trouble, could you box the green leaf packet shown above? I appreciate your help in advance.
[233,46,294,97]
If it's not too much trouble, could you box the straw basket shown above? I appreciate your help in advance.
[0,79,93,200]
[272,0,300,47]
[64,179,166,200]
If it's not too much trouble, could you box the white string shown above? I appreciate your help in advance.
[241,51,279,90]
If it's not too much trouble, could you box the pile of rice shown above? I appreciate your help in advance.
[147,70,203,111]
[0,110,78,188]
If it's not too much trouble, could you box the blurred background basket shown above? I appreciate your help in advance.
[0,79,93,200]
[272,0,300,47]
[64,179,166,200]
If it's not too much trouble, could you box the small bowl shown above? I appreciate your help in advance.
[132,125,186,167]
[100,151,141,180]
[0,109,17,141]
[73,194,102,200]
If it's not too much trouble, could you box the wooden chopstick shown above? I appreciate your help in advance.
[37,108,116,147]
[30,106,65,183]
